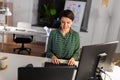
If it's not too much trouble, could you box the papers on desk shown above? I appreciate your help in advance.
[15,28,37,32]
[17,28,46,36]
[25,29,37,32]
[16,28,26,31]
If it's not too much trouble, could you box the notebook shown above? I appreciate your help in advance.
[18,67,75,80]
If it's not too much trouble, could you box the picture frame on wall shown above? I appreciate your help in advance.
[64,0,86,32]
[64,0,92,32]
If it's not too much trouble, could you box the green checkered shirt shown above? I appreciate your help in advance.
[46,29,80,60]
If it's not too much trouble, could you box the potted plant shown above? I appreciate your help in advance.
[43,3,56,23]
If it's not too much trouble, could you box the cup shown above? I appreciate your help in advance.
[0,56,8,69]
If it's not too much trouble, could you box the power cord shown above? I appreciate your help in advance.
[97,67,112,80]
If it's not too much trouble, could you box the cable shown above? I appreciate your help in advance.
[102,71,112,80]
[97,67,112,80]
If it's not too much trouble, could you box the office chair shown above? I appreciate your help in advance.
[13,22,33,55]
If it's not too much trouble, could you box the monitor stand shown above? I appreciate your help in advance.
[88,67,103,80]
[88,53,106,80]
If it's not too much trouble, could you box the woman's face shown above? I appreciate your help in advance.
[60,17,73,30]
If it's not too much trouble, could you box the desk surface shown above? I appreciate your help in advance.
[0,52,78,80]
[0,53,120,80]
[0,26,47,37]
[101,66,120,80]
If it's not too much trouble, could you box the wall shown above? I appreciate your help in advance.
[9,0,33,26]
[31,0,38,25]
[79,0,113,47]
[106,0,120,53]
[8,0,120,52]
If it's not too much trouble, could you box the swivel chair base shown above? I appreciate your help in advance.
[13,42,31,55]
[13,48,31,55]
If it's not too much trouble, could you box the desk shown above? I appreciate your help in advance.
[101,66,120,80]
[0,53,120,80]
[0,52,78,80]
[0,26,48,51]
[0,52,50,80]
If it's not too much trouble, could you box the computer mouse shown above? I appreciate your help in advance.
[25,64,33,68]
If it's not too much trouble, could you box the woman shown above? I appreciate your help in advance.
[46,9,80,65]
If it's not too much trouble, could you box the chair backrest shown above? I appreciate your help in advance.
[17,22,31,29]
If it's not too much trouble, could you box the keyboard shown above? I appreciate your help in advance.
[44,62,77,69]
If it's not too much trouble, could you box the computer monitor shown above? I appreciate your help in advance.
[18,67,75,80]
[75,41,119,80]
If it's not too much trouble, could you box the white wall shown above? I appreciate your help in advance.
[116,27,120,53]
[31,0,38,25]
[8,0,120,52]
[106,0,120,53]
[9,0,33,26]
[79,0,113,47]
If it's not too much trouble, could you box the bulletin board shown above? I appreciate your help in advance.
[64,0,86,32]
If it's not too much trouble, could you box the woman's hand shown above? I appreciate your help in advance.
[51,55,60,64]
[67,58,75,66]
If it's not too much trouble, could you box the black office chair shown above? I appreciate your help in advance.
[13,22,33,55]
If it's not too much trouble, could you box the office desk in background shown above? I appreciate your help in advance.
[0,52,78,80]
[0,26,48,51]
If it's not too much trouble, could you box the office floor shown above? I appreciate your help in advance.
[0,42,45,57]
